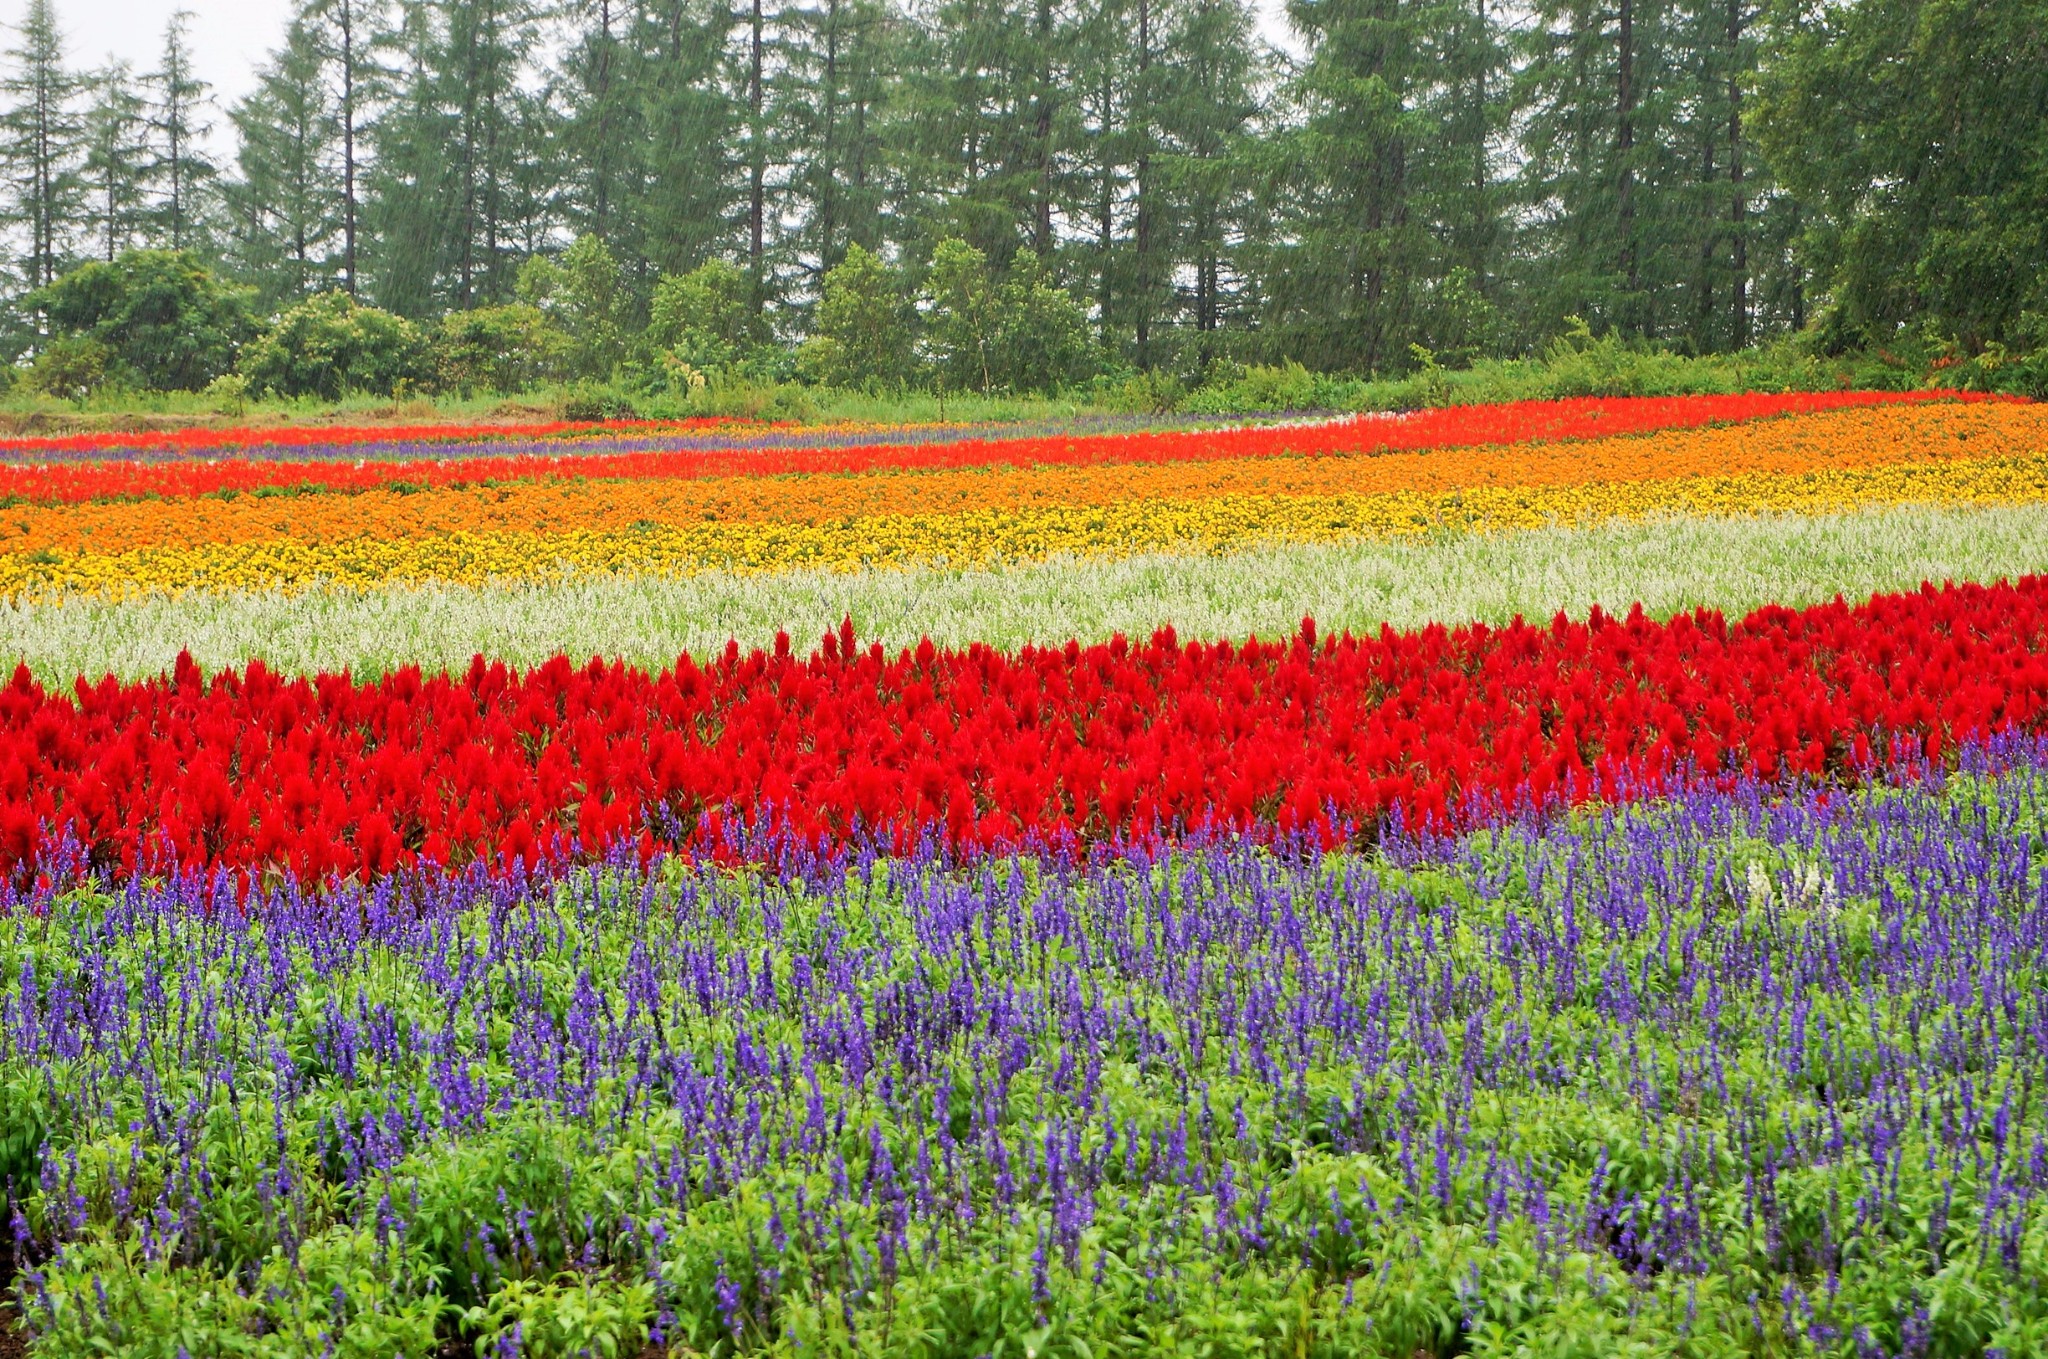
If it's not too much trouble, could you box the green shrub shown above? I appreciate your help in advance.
[241,292,430,400]
[1181,360,1353,414]
[559,388,640,421]
[924,239,1095,395]
[924,236,1002,394]
[991,248,1095,393]
[24,335,113,404]
[517,235,629,382]
[433,304,573,395]
[460,1273,654,1359]
[644,257,767,372]
[803,243,918,391]
[28,250,255,391]
[24,1230,445,1359]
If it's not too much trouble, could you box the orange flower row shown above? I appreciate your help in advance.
[1,401,2039,559]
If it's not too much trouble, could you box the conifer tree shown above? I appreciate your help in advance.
[0,0,82,292]
[79,60,147,263]
[143,11,216,252]
[224,18,342,302]
[627,0,746,279]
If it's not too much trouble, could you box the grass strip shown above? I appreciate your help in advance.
[6,500,2045,683]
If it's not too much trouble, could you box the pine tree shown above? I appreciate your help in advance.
[143,11,217,252]
[1270,0,1431,370]
[628,0,746,279]
[364,0,537,313]
[741,0,772,309]
[306,0,385,293]
[363,0,449,314]
[779,0,897,285]
[0,0,83,292]
[1061,0,1132,346]
[560,0,635,249]
[224,18,343,303]
[1150,0,1262,363]
[895,0,1049,262]
[442,0,537,305]
[79,61,148,263]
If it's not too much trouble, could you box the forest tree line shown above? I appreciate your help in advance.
[0,0,2041,395]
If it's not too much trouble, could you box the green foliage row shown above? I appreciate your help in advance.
[10,244,2045,419]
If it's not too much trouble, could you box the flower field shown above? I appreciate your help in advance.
[5,394,2048,1357]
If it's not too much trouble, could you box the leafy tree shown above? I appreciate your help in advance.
[924,236,1000,392]
[241,288,428,396]
[924,238,1091,392]
[24,332,107,401]
[803,242,914,388]
[991,247,1094,390]
[30,250,254,389]
[432,302,569,391]
[516,233,627,379]
[645,258,765,367]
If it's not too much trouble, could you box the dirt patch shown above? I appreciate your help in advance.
[0,1297,27,1359]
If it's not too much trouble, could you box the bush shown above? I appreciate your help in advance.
[24,336,112,404]
[990,249,1095,393]
[517,234,629,382]
[924,239,1095,395]
[1180,360,1351,414]
[28,250,254,391]
[201,372,249,416]
[559,389,640,421]
[433,303,572,395]
[924,236,1002,393]
[803,244,917,391]
[241,291,430,399]
[644,258,767,371]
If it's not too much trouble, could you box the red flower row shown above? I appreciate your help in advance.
[4,576,2046,885]
[0,415,746,459]
[0,391,1980,505]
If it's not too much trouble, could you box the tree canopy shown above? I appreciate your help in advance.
[0,0,2040,380]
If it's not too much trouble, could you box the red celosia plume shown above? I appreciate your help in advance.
[3,576,2046,885]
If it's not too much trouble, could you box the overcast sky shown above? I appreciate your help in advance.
[15,0,1300,149]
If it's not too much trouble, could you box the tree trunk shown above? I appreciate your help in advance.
[1616,0,1637,319]
[340,0,358,293]
[1727,0,1747,348]
[1133,0,1152,367]
[749,0,766,312]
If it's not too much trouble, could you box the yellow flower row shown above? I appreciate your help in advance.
[7,452,2048,598]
